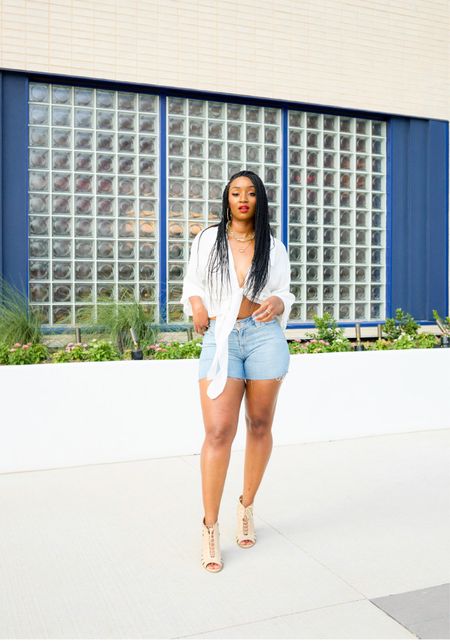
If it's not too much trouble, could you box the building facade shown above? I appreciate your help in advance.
[0,0,448,328]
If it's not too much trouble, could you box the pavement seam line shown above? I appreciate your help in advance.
[369,601,421,639]
[255,513,369,600]
[173,597,403,639]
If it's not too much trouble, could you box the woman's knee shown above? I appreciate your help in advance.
[245,415,272,436]
[204,424,237,447]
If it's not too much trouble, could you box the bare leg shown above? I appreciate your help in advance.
[240,378,284,545]
[199,377,246,569]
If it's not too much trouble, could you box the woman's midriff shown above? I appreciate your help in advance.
[209,296,260,321]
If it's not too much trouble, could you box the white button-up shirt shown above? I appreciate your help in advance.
[180,225,295,399]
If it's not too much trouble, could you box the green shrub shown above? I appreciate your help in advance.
[311,313,352,348]
[294,312,353,353]
[288,335,352,355]
[95,296,159,353]
[87,339,122,362]
[144,338,203,360]
[5,342,49,365]
[432,309,450,334]
[307,312,348,344]
[0,342,10,364]
[0,276,43,346]
[288,339,308,355]
[382,308,419,340]
[363,339,391,351]
[51,339,121,363]
[412,333,440,349]
[50,342,89,363]
[390,332,417,350]
[288,339,327,354]
[364,332,438,351]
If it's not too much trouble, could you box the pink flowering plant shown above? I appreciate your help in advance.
[364,308,439,350]
[1,341,49,365]
[288,338,334,354]
[144,338,203,360]
[364,332,438,351]
[289,312,352,354]
[51,338,121,363]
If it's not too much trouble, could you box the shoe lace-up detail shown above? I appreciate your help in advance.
[207,525,215,557]
[201,518,223,572]
[236,495,256,548]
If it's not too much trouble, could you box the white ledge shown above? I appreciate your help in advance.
[1,349,449,473]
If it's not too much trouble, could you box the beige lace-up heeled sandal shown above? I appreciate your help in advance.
[201,518,223,572]
[236,495,256,548]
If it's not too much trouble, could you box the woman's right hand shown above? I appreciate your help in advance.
[190,297,210,335]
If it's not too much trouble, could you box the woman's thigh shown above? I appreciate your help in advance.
[244,378,284,430]
[199,377,246,443]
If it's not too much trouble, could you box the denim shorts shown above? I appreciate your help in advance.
[198,314,290,382]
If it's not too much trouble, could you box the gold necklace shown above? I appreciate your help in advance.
[234,242,252,253]
[226,221,255,242]
[228,235,254,253]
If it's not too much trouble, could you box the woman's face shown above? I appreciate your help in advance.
[228,176,257,223]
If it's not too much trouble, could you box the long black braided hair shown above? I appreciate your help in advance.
[197,170,274,302]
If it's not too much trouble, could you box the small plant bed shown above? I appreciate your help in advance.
[1,312,445,366]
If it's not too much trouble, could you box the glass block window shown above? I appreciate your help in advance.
[28,82,159,325]
[167,97,282,323]
[287,112,386,322]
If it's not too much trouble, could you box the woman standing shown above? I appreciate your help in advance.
[181,170,295,572]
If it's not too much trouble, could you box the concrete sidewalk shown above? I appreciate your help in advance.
[0,429,449,639]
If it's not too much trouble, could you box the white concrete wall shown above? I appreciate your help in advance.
[1,349,449,474]
[0,0,448,120]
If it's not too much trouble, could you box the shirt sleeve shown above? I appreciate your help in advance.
[270,241,295,330]
[180,231,207,317]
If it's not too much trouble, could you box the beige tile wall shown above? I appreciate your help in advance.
[0,0,448,119]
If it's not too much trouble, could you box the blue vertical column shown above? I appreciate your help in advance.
[0,72,29,295]
[158,94,167,324]
[390,117,448,320]
[385,119,393,318]
[281,107,289,248]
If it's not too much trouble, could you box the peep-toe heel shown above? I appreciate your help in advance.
[201,517,223,572]
[236,495,256,548]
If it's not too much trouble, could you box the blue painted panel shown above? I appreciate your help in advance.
[390,117,448,321]
[0,74,2,282]
[281,107,288,248]
[385,119,393,318]
[0,73,29,295]
[427,120,449,318]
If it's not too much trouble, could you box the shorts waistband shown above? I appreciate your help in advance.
[208,315,254,330]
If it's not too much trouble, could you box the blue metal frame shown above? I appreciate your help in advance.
[385,119,393,319]
[281,107,289,248]
[445,120,450,318]
[0,72,29,297]
[0,74,2,283]
[1,68,448,332]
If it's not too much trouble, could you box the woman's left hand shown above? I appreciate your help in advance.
[252,296,284,322]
